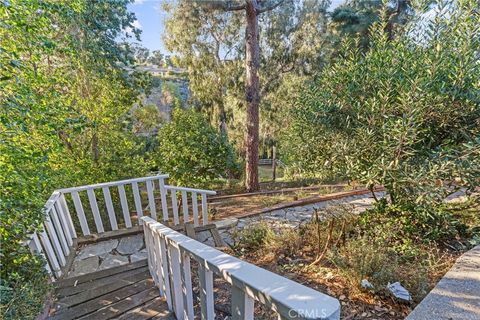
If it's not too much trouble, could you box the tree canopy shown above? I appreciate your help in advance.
[1,1,151,317]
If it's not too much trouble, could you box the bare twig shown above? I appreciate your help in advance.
[309,217,335,266]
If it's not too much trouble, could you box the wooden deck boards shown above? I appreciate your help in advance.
[50,259,174,320]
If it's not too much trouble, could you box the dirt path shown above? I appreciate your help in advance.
[209,184,354,221]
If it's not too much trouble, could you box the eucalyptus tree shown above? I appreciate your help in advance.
[134,45,150,64]
[331,0,414,48]
[258,0,331,154]
[149,50,165,66]
[164,1,243,136]
[163,0,331,191]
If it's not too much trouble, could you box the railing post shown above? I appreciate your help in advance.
[102,187,118,230]
[143,223,156,284]
[29,233,52,275]
[50,207,70,256]
[146,179,157,220]
[59,194,77,238]
[171,190,179,225]
[117,184,132,228]
[231,286,254,320]
[39,230,62,277]
[201,193,208,225]
[181,191,189,224]
[159,233,173,310]
[168,241,184,320]
[159,178,169,222]
[191,192,199,226]
[44,213,66,266]
[71,191,90,235]
[87,188,104,233]
[180,251,194,320]
[54,201,73,247]
[152,230,165,296]
[198,262,215,320]
[132,181,144,224]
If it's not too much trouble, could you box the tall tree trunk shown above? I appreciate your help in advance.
[219,106,228,136]
[218,93,228,136]
[244,0,260,192]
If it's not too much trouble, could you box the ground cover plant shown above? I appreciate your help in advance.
[232,196,479,319]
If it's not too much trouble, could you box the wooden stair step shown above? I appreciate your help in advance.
[113,296,174,320]
[51,278,155,320]
[56,266,148,298]
[55,259,147,289]
[78,287,160,320]
[55,269,150,308]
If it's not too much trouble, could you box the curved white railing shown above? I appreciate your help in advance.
[28,191,76,278]
[142,216,341,320]
[26,174,216,279]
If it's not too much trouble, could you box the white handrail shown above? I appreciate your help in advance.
[27,192,75,278]
[164,185,216,196]
[142,216,341,320]
[57,174,170,193]
[25,174,217,280]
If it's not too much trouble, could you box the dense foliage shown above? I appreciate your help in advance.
[1,1,151,318]
[156,108,240,187]
[282,0,480,208]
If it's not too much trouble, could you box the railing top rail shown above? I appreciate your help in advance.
[57,174,170,193]
[164,185,216,195]
[44,191,62,212]
[142,217,340,319]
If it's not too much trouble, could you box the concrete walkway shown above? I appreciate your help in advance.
[407,245,480,320]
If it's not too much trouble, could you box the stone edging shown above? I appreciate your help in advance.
[406,245,480,320]
[209,184,350,201]
[227,186,384,221]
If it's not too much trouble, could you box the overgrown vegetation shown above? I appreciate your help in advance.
[2,0,479,318]
[233,198,479,316]
[1,1,150,318]
[157,108,240,187]
[282,0,480,214]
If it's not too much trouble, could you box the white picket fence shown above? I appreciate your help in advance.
[142,216,341,320]
[26,174,216,279]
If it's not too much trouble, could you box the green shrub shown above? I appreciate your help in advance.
[156,108,241,187]
[360,199,471,244]
[1,1,152,318]
[281,0,480,206]
[235,222,275,251]
[0,272,50,320]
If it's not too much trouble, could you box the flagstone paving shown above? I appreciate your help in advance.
[67,235,146,277]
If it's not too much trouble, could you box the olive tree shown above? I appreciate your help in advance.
[282,0,480,206]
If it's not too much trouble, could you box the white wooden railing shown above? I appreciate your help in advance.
[26,174,216,279]
[142,216,341,320]
[27,191,76,278]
